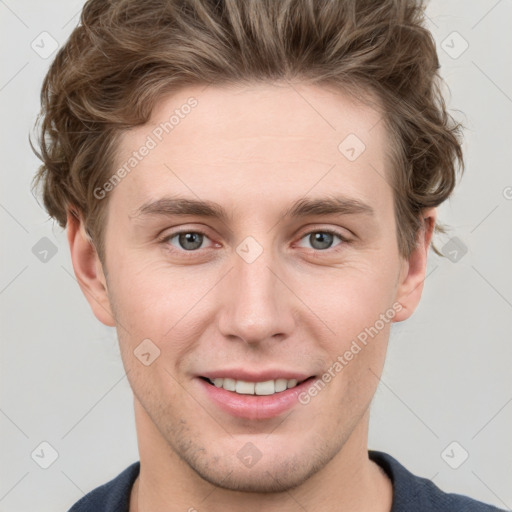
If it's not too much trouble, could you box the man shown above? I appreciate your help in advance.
[32,0,505,510]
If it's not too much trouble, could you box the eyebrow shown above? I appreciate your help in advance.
[131,195,375,223]
[283,196,374,218]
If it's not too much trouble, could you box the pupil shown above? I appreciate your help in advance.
[311,232,332,250]
[179,233,202,250]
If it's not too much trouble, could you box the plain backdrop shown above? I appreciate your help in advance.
[1,1,511,510]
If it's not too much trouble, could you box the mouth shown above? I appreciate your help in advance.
[196,368,318,419]
[197,374,317,420]
[199,375,315,396]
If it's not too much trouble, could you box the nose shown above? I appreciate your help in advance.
[216,243,296,346]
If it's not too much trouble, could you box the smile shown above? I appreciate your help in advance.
[203,377,307,396]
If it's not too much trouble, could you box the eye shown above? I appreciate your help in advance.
[164,231,213,251]
[296,229,347,251]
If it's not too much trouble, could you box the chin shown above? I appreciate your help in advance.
[169,430,340,494]
[188,456,319,493]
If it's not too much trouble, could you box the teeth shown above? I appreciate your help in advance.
[235,380,255,394]
[275,378,288,392]
[255,380,274,395]
[208,377,303,395]
[223,378,236,391]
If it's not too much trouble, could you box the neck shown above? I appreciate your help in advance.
[129,404,392,512]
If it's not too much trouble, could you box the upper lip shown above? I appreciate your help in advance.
[199,369,314,382]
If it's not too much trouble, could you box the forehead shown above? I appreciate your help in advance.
[111,82,393,220]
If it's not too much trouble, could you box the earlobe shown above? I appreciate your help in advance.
[66,210,116,327]
[393,208,437,323]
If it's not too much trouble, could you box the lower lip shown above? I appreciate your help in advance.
[197,377,316,420]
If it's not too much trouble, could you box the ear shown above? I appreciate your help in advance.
[393,207,436,322]
[66,209,116,326]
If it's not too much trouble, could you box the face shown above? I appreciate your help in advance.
[72,82,432,493]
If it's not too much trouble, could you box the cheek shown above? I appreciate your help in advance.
[305,265,398,339]
[108,261,219,375]
[299,264,397,398]
[108,256,202,330]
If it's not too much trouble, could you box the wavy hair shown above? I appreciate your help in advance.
[32,0,464,262]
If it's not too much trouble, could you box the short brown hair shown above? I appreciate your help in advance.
[32,0,464,263]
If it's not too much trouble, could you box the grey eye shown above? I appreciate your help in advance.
[172,232,205,251]
[297,231,343,251]
[308,232,335,250]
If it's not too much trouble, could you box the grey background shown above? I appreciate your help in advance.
[1,0,511,510]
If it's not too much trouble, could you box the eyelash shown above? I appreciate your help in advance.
[158,228,350,257]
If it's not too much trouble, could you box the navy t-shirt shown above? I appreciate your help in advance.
[68,450,506,511]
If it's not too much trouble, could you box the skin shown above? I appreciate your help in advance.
[67,81,435,512]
